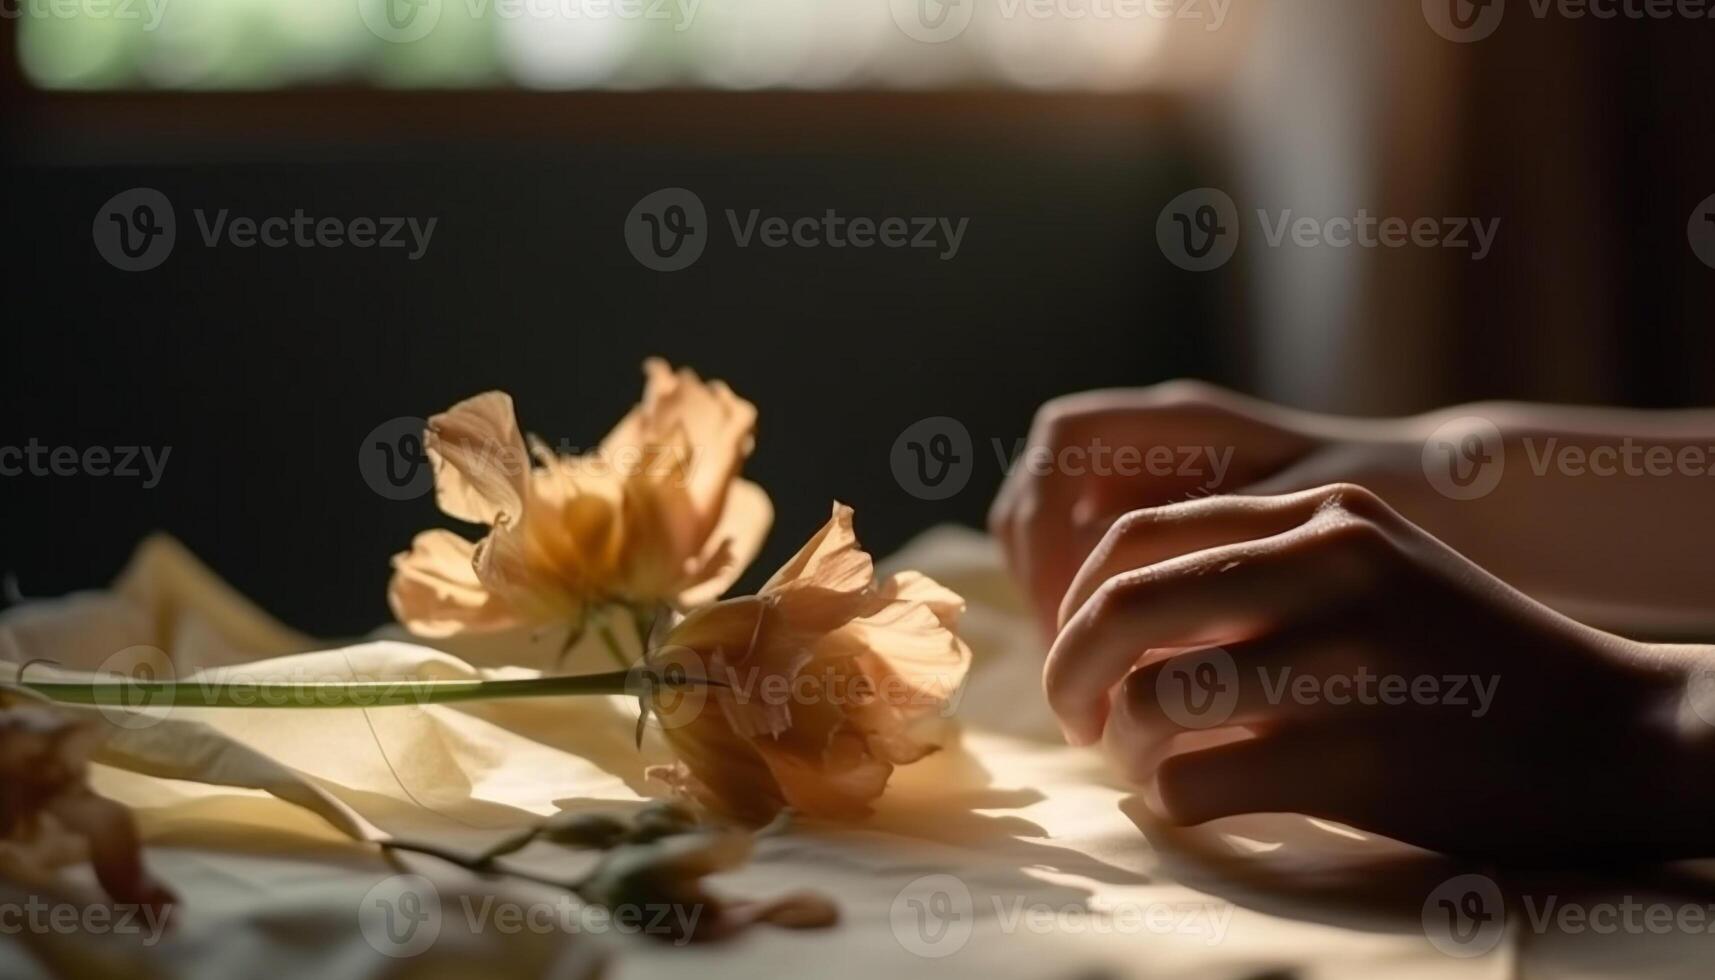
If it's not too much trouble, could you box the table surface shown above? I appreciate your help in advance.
[2,529,1711,979]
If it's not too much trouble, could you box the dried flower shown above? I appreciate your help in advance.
[0,694,175,915]
[389,359,772,640]
[646,504,971,822]
[577,827,837,943]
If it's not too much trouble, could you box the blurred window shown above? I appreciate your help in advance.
[16,0,1220,90]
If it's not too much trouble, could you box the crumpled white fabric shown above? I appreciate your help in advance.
[1,531,1710,979]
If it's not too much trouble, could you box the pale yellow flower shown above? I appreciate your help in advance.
[389,359,772,638]
[647,504,971,822]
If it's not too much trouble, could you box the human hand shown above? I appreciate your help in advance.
[991,384,1715,639]
[1047,483,1715,860]
[987,381,1344,630]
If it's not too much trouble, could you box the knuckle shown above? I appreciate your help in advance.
[1089,571,1149,622]
[1110,493,1234,541]
[1106,507,1155,543]
[1032,396,1082,441]
[1147,378,1223,407]
[1316,513,1398,571]
[1319,482,1389,521]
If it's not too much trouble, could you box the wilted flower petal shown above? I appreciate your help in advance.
[0,695,175,915]
[389,360,772,640]
[647,504,972,822]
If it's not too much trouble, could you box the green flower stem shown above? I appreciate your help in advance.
[383,838,591,893]
[21,670,644,710]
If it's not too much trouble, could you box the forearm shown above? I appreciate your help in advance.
[1384,404,1715,638]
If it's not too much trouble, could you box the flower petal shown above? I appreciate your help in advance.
[427,391,531,525]
[604,360,758,537]
[836,571,972,698]
[761,503,872,596]
[388,530,519,637]
[676,479,773,607]
[751,730,892,820]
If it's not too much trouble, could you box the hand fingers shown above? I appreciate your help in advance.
[1102,622,1366,767]
[991,383,1270,632]
[990,400,1131,628]
[1058,486,1376,630]
[1046,499,1389,745]
[1148,724,1381,826]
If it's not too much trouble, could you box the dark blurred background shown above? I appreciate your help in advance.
[1,1,1711,634]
